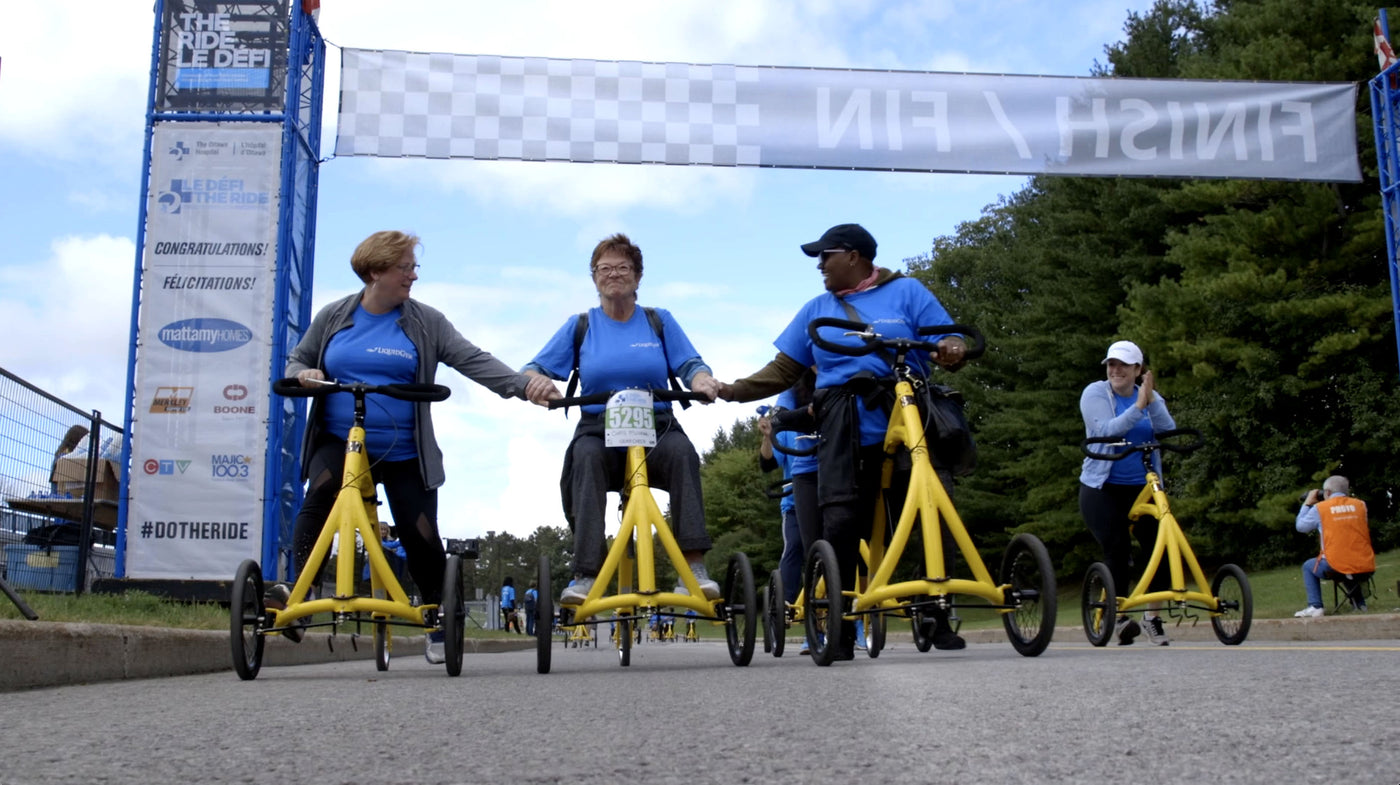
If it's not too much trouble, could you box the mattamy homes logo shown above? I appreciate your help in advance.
[157,318,252,352]
[150,386,194,413]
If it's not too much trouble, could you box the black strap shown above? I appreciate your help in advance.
[568,307,689,409]
[837,298,898,369]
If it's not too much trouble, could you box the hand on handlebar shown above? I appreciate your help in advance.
[935,336,967,368]
[688,371,719,403]
[296,368,326,385]
[524,373,562,407]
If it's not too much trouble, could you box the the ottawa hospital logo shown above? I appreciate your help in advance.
[169,141,190,161]
[156,178,271,215]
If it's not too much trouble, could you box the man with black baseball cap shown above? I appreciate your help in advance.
[717,222,970,661]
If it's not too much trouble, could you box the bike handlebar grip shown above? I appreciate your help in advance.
[763,479,793,500]
[917,324,987,361]
[807,317,879,356]
[1080,435,1134,461]
[272,377,325,397]
[380,383,452,403]
[771,438,819,458]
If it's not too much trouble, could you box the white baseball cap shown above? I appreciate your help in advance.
[1102,340,1144,365]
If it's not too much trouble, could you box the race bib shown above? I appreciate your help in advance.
[604,390,656,447]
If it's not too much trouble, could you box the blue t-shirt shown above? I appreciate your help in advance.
[322,305,419,460]
[528,306,705,414]
[1106,392,1153,485]
[774,277,954,446]
[501,584,516,609]
[771,388,817,514]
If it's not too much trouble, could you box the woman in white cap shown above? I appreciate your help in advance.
[1079,339,1176,646]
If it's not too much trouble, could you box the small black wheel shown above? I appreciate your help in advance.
[765,569,786,658]
[536,555,553,674]
[1210,563,1252,645]
[723,552,757,666]
[911,608,934,653]
[618,618,632,666]
[803,540,841,667]
[864,611,886,658]
[441,555,465,676]
[1081,562,1116,647]
[1000,533,1056,657]
[229,559,265,681]
[374,620,391,671]
[760,584,772,654]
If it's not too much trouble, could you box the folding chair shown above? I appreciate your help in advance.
[1325,570,1375,613]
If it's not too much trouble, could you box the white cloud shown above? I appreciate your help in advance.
[0,234,135,420]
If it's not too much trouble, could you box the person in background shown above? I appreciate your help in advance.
[500,575,521,633]
[1078,340,1175,646]
[718,223,969,661]
[522,233,721,605]
[278,230,556,662]
[524,580,539,635]
[1294,476,1374,617]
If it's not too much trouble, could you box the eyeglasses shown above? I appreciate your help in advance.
[394,262,421,275]
[819,248,851,261]
[593,263,633,277]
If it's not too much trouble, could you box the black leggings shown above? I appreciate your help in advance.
[292,434,444,605]
[1079,481,1167,599]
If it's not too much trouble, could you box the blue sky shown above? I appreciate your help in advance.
[0,0,1161,540]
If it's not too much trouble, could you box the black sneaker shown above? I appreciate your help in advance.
[1114,615,1140,646]
[263,583,305,642]
[1143,614,1170,646]
[930,609,966,650]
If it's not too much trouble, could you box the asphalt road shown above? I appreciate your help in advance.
[1,636,1395,785]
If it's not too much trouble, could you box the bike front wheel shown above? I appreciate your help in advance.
[803,540,842,667]
[724,552,757,666]
[441,555,466,676]
[229,559,265,681]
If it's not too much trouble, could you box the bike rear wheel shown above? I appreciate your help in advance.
[441,555,466,676]
[1210,563,1252,645]
[374,620,391,671]
[1081,562,1116,647]
[1000,533,1056,656]
[229,559,265,681]
[724,552,757,666]
[803,540,841,667]
[764,569,785,657]
[536,555,553,673]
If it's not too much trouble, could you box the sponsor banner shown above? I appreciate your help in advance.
[154,0,290,114]
[336,49,1361,183]
[129,121,282,579]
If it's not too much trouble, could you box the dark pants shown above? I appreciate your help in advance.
[1080,481,1167,599]
[561,412,711,577]
[293,434,445,605]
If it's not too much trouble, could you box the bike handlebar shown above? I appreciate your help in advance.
[760,406,819,457]
[806,318,986,361]
[272,377,452,403]
[546,389,711,410]
[1080,427,1204,461]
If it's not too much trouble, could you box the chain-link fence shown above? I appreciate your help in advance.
[0,367,122,595]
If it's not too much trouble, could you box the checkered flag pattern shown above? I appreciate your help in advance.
[337,49,763,165]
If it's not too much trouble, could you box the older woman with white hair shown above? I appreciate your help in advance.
[1079,339,1176,646]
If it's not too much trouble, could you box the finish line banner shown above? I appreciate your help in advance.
[335,49,1361,183]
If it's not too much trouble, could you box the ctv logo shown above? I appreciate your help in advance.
[143,458,191,475]
[150,386,194,414]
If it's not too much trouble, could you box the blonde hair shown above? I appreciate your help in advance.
[351,231,420,282]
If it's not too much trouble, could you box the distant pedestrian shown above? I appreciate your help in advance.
[500,576,522,633]
[524,580,539,635]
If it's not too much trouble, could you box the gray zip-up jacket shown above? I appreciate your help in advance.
[286,292,529,489]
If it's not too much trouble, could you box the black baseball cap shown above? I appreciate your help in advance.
[800,223,877,260]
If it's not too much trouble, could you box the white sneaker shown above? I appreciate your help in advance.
[1143,614,1170,646]
[560,575,594,606]
[675,561,721,599]
[424,631,446,664]
[1293,605,1324,618]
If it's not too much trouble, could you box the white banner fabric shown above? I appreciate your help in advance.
[335,49,1361,183]
[128,122,282,580]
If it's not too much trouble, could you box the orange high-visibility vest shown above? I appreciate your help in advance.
[1315,496,1375,575]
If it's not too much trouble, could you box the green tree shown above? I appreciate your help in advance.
[699,417,785,581]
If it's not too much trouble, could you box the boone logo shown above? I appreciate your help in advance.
[157,318,252,353]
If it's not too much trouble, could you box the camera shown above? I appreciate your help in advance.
[1298,489,1322,505]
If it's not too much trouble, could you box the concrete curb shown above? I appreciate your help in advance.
[0,619,535,692]
[4,613,1395,691]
